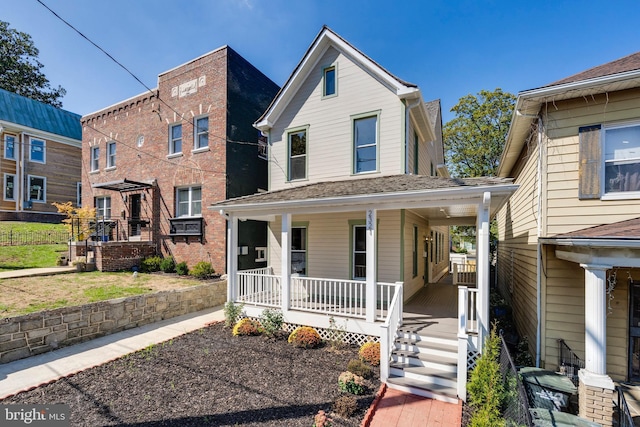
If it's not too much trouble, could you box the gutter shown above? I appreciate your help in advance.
[539,237,640,249]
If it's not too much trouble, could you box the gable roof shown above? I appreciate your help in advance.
[0,88,81,141]
[498,50,640,177]
[550,217,640,240]
[254,26,425,132]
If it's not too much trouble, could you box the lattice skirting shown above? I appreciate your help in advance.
[467,350,480,376]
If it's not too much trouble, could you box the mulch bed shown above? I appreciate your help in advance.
[1,322,379,426]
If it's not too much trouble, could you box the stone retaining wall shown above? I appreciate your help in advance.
[0,281,226,364]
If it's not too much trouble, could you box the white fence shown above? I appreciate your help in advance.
[452,263,477,286]
[237,267,282,307]
[380,284,403,382]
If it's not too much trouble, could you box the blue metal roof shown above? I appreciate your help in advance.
[0,88,81,141]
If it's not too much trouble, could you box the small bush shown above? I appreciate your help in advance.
[338,371,366,395]
[189,261,215,279]
[359,342,380,366]
[287,326,321,348]
[333,395,358,417]
[347,358,372,379]
[175,261,189,275]
[313,410,332,427]
[232,318,262,336]
[140,255,162,273]
[260,308,284,337]
[224,301,244,328]
[160,256,176,273]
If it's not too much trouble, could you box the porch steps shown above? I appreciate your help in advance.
[387,327,459,404]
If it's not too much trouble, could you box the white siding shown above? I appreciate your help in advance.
[268,47,404,191]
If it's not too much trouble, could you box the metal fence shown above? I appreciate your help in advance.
[617,386,634,427]
[499,334,533,427]
[0,230,70,246]
[557,339,584,386]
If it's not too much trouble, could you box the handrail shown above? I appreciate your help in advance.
[380,282,403,383]
[617,385,634,427]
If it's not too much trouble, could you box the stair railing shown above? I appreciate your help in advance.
[380,282,403,383]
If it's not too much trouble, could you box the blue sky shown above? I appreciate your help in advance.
[5,0,640,123]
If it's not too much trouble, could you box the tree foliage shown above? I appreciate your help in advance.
[444,88,516,178]
[0,20,66,107]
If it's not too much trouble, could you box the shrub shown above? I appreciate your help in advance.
[347,358,372,379]
[189,261,215,279]
[160,256,176,273]
[327,316,347,350]
[224,301,244,328]
[260,308,283,337]
[333,395,358,417]
[312,410,332,427]
[338,371,366,395]
[232,318,262,336]
[175,261,189,275]
[359,342,380,366]
[288,326,321,348]
[140,255,162,273]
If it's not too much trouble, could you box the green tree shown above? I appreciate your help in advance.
[444,88,516,178]
[0,20,66,107]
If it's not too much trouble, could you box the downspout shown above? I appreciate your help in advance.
[405,100,421,174]
[536,116,543,367]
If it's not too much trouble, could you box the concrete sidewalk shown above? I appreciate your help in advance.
[0,306,225,399]
[0,266,76,279]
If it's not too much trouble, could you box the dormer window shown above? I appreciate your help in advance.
[323,66,336,97]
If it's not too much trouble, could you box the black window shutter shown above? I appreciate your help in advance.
[578,124,602,199]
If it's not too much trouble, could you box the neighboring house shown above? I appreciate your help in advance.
[496,51,640,425]
[213,26,517,401]
[79,47,279,273]
[0,88,81,222]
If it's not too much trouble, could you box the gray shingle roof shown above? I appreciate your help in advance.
[552,217,640,240]
[545,51,640,87]
[0,88,81,140]
[213,174,513,207]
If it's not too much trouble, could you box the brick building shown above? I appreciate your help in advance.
[80,46,279,273]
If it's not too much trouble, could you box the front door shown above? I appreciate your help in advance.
[129,194,141,236]
[629,279,640,381]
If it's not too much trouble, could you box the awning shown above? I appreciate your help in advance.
[91,179,155,192]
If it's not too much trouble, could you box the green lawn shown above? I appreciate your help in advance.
[0,221,67,233]
[0,221,69,271]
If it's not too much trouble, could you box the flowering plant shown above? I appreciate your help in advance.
[312,409,333,427]
[288,326,322,348]
[232,318,262,336]
[338,371,366,395]
[359,341,380,366]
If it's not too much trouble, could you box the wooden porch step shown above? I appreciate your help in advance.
[387,375,459,404]
[390,363,457,386]
[391,350,457,371]
[397,329,457,347]
[394,338,457,359]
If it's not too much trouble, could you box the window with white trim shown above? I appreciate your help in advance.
[169,123,182,155]
[29,138,45,163]
[90,146,100,171]
[353,115,378,173]
[4,134,15,160]
[176,186,201,217]
[604,123,640,195]
[353,225,366,280]
[323,65,336,97]
[288,128,307,181]
[28,175,46,203]
[106,141,116,168]
[194,116,209,150]
[4,173,16,201]
[95,196,111,219]
[291,226,307,275]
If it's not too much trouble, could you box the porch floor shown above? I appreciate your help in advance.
[401,275,458,339]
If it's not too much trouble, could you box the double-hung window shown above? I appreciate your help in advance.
[169,123,182,155]
[604,123,640,195]
[95,196,111,219]
[4,135,15,160]
[194,116,209,150]
[30,138,45,163]
[353,114,378,174]
[90,146,100,171]
[106,141,116,168]
[4,174,15,201]
[323,65,336,97]
[176,186,201,217]
[352,225,366,280]
[288,128,307,181]
[291,226,307,275]
[28,175,46,203]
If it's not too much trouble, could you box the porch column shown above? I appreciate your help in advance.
[476,192,490,351]
[366,208,377,323]
[226,214,238,302]
[281,213,291,311]
[578,263,614,426]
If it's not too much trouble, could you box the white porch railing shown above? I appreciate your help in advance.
[457,286,479,401]
[237,267,281,307]
[380,283,403,383]
[452,262,477,286]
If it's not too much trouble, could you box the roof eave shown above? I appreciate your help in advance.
[540,237,640,249]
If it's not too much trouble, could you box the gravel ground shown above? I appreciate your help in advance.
[1,322,379,426]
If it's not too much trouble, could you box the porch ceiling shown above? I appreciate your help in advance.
[211,174,518,222]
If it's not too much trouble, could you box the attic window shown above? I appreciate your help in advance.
[323,66,336,97]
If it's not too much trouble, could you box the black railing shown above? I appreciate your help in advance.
[71,216,152,242]
[616,385,635,427]
[0,230,70,246]
[557,339,584,386]
[499,333,533,427]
